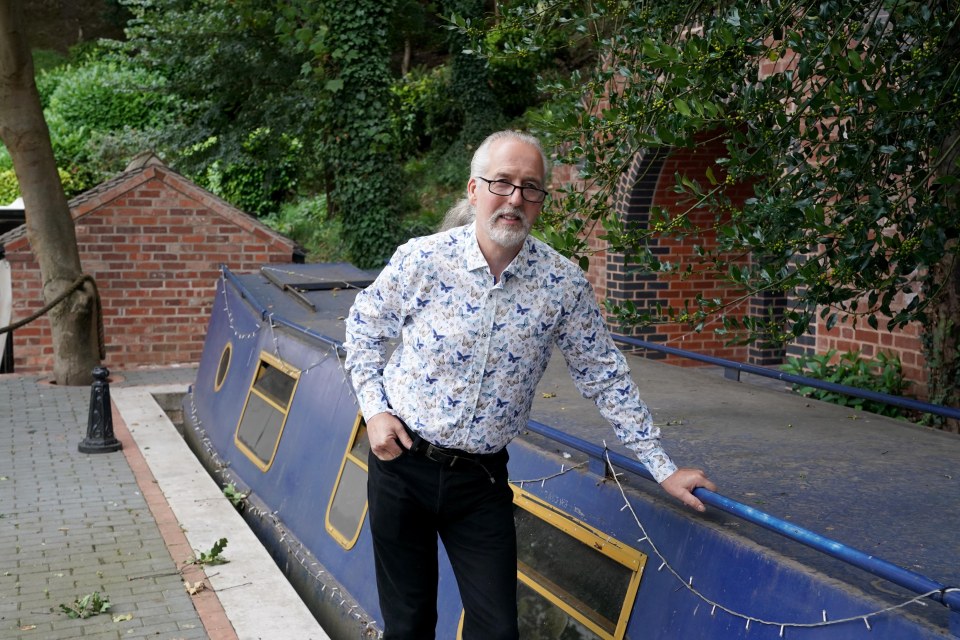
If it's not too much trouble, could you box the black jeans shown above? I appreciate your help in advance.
[367,445,518,640]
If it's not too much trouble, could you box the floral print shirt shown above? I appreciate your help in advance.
[343,223,678,483]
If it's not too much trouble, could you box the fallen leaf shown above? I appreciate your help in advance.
[19,625,36,631]
[112,614,133,623]
[541,392,556,399]
[185,581,206,595]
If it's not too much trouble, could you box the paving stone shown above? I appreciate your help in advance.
[0,372,210,640]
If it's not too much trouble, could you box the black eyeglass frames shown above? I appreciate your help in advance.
[476,177,548,203]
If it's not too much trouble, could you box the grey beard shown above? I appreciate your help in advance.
[486,207,530,249]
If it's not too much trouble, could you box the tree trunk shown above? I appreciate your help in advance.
[923,123,960,432]
[0,0,99,385]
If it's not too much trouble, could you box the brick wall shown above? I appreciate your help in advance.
[2,162,296,375]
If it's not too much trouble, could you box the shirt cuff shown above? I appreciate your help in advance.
[639,448,679,484]
[355,382,392,421]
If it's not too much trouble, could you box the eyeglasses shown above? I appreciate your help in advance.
[476,177,548,204]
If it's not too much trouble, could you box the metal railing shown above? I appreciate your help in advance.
[526,417,960,632]
[613,335,960,423]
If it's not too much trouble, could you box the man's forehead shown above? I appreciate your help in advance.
[487,141,544,182]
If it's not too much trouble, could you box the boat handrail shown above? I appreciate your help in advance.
[525,418,960,619]
[612,335,960,422]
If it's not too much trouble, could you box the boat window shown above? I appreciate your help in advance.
[234,352,299,472]
[511,487,646,640]
[214,342,232,392]
[326,413,369,549]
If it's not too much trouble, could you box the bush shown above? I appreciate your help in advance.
[261,195,348,263]
[42,59,179,194]
[194,128,303,218]
[0,167,81,206]
[391,65,461,156]
[0,169,18,204]
[47,61,175,132]
[781,349,913,418]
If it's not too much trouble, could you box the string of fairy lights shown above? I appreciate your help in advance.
[211,268,959,638]
[599,443,959,637]
[184,394,382,638]
[219,270,339,375]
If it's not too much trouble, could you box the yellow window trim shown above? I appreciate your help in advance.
[511,485,647,640]
[325,412,369,549]
[233,351,300,473]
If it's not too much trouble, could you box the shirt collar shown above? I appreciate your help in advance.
[463,223,540,282]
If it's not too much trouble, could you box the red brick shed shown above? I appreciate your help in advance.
[0,154,299,375]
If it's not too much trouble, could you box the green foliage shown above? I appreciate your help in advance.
[458,0,960,417]
[59,592,111,619]
[117,0,323,212]
[781,349,912,419]
[190,537,229,566]
[47,61,173,131]
[278,0,406,268]
[262,195,350,263]
[198,129,302,217]
[391,65,461,154]
[37,58,178,195]
[0,170,18,204]
[222,483,249,509]
[0,167,81,205]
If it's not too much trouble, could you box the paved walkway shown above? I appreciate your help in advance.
[0,366,324,640]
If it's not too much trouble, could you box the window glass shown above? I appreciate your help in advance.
[254,361,296,407]
[518,581,604,640]
[234,353,298,472]
[215,343,232,391]
[515,509,633,629]
[511,488,646,640]
[326,415,369,549]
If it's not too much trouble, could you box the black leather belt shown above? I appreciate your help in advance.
[403,424,495,468]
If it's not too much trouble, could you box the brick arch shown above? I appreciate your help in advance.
[599,139,786,366]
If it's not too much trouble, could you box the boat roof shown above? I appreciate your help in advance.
[227,263,960,630]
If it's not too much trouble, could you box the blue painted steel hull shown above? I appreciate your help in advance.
[182,266,956,639]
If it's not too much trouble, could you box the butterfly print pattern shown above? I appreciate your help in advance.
[344,224,677,482]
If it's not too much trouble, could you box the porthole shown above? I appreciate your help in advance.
[214,342,232,392]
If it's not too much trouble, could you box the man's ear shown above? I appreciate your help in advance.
[467,177,478,205]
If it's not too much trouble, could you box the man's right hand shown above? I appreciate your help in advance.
[367,412,414,461]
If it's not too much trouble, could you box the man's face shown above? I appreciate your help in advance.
[468,139,545,252]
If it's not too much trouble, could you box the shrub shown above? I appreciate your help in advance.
[262,195,348,263]
[391,65,461,155]
[42,59,179,194]
[781,349,913,418]
[0,167,80,205]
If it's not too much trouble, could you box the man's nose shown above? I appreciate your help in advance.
[507,187,525,207]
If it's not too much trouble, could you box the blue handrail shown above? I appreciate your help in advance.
[612,335,960,422]
[525,418,960,619]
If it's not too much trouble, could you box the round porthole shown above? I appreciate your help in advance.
[214,342,232,392]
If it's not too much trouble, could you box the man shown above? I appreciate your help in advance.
[344,130,715,639]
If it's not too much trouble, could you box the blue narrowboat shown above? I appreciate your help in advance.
[181,262,960,639]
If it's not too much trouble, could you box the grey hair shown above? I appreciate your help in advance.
[469,131,550,186]
[437,198,476,232]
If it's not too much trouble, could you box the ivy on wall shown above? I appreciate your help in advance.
[279,0,405,269]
